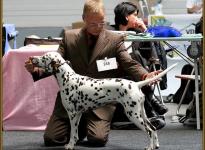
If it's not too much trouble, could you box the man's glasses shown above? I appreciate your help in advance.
[87,22,106,28]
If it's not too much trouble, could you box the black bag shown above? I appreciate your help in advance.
[195,16,203,34]
[152,42,167,90]
[173,64,195,104]
[179,92,202,124]
[185,92,202,119]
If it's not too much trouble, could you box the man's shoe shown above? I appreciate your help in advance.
[149,116,166,130]
[150,98,168,115]
[146,109,158,118]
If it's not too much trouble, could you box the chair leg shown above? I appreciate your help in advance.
[176,68,194,116]
[150,61,164,104]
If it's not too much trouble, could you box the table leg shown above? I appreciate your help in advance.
[194,58,200,130]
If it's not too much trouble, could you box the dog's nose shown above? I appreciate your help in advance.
[29,57,34,63]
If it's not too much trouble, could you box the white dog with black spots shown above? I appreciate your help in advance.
[29,52,177,150]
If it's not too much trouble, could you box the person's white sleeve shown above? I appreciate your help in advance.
[186,0,194,8]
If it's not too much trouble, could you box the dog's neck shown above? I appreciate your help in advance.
[54,62,76,87]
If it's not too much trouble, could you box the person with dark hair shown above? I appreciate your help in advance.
[114,2,147,33]
[111,2,168,130]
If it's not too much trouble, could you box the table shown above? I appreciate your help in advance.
[3,45,59,130]
[125,33,203,130]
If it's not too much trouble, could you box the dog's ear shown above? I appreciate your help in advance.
[51,61,60,71]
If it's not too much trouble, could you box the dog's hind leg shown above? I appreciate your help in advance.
[153,131,159,149]
[124,99,159,150]
[64,113,82,150]
[127,111,157,150]
[140,97,159,149]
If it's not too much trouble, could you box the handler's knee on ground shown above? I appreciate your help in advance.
[87,131,108,146]
[44,131,68,146]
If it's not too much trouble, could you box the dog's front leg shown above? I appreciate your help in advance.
[65,113,82,150]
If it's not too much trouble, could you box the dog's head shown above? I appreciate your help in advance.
[30,52,65,73]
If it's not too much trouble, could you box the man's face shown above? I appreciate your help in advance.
[83,12,105,36]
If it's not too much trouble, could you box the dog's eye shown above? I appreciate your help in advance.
[32,59,38,63]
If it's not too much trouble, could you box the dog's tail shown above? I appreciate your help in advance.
[137,63,178,88]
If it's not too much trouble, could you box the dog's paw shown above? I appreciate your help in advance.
[64,144,74,150]
[154,144,159,149]
[144,145,159,150]
[144,147,154,150]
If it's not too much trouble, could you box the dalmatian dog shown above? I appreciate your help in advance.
[29,52,177,150]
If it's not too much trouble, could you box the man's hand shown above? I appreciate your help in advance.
[25,57,37,73]
[144,70,162,85]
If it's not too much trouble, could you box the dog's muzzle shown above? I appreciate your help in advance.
[30,57,39,66]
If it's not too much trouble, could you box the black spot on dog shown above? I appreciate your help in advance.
[124,89,128,94]
[79,82,84,86]
[65,88,69,95]
[127,111,133,117]
[97,96,106,100]
[115,79,122,82]
[78,105,83,110]
[69,94,74,101]
[71,86,74,91]
[94,93,98,96]
[130,101,137,107]
[86,77,93,81]
[128,84,132,89]
[120,92,124,97]
[84,96,88,101]
[76,78,79,83]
